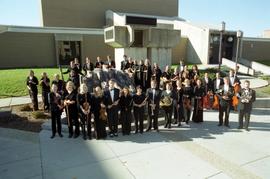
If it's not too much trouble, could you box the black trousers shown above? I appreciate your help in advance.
[121,110,132,135]
[147,106,159,130]
[163,106,173,128]
[238,110,251,129]
[174,104,184,124]
[51,111,62,135]
[29,90,38,110]
[67,109,79,135]
[42,91,49,110]
[79,112,91,137]
[219,104,230,126]
[107,107,119,134]
[134,107,144,133]
[183,107,191,123]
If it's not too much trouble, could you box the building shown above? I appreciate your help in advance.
[0,0,270,70]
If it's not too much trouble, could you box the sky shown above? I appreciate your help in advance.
[0,0,269,37]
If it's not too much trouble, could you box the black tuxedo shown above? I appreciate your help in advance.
[238,88,256,129]
[202,77,213,93]
[83,63,94,74]
[146,88,161,130]
[104,88,120,135]
[213,78,224,92]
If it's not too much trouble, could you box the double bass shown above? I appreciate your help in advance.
[232,83,241,111]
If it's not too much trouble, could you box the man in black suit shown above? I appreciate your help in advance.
[120,55,128,71]
[217,77,234,127]
[146,80,161,132]
[237,80,256,131]
[82,57,94,75]
[213,72,224,92]
[228,69,241,87]
[104,79,120,137]
[26,70,39,111]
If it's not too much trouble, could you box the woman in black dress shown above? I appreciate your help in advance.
[182,79,193,124]
[160,83,175,129]
[192,79,205,123]
[77,83,92,140]
[174,80,184,126]
[119,87,133,135]
[92,86,107,139]
[49,84,63,139]
[64,81,80,138]
[133,85,147,134]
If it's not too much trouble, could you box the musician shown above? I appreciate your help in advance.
[134,60,144,87]
[146,80,161,132]
[67,70,80,90]
[125,57,134,70]
[106,55,115,69]
[49,84,63,139]
[52,74,65,95]
[217,77,234,127]
[82,57,94,75]
[92,86,107,139]
[74,58,82,72]
[229,69,241,111]
[142,59,152,91]
[95,56,104,68]
[229,69,241,87]
[26,70,39,111]
[119,87,133,135]
[152,63,162,89]
[190,64,200,80]
[181,65,190,79]
[64,81,80,138]
[40,72,50,111]
[212,72,224,110]
[174,80,184,126]
[179,59,185,73]
[133,85,147,134]
[192,79,205,123]
[161,65,171,85]
[202,73,214,109]
[160,83,175,129]
[63,60,83,89]
[104,79,120,137]
[77,83,92,140]
[171,68,179,89]
[120,55,128,71]
[182,79,193,124]
[237,80,256,131]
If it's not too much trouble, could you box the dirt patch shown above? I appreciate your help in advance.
[0,103,50,133]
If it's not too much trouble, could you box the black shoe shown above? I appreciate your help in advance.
[225,124,230,128]
[218,124,222,126]
[186,121,189,124]
[135,130,138,134]
[58,134,63,138]
[146,128,151,132]
[156,129,159,132]
[109,133,114,137]
[73,134,79,138]
[113,133,118,137]
[164,124,168,128]
[178,123,181,127]
[83,135,87,140]
[168,125,171,129]
[50,134,55,139]
[68,134,73,138]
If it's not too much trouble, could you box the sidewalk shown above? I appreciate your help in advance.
[0,95,42,108]
[1,108,269,179]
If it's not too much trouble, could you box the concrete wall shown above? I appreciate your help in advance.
[82,34,114,63]
[172,37,188,64]
[0,32,56,69]
[174,21,209,64]
[41,0,178,28]
[242,39,270,61]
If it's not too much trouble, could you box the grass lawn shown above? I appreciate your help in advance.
[0,68,68,98]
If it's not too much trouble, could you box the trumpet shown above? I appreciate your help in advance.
[149,99,156,116]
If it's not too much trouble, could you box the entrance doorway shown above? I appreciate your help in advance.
[57,41,81,66]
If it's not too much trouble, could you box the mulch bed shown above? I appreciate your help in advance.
[0,103,50,133]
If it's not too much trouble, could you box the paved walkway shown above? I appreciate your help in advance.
[0,95,42,108]
[1,109,270,179]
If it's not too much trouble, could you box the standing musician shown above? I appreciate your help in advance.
[174,80,184,126]
[192,79,205,123]
[212,72,224,110]
[64,81,80,138]
[146,80,161,132]
[77,83,92,140]
[229,69,241,111]
[217,77,234,127]
[181,65,190,79]
[74,58,82,72]
[152,63,162,89]
[119,87,133,135]
[182,79,193,124]
[104,79,120,137]
[142,59,152,92]
[95,56,104,68]
[92,86,107,139]
[190,64,200,80]
[120,55,128,71]
[49,84,63,139]
[202,72,214,109]
[160,83,175,129]
[134,60,144,88]
[161,65,171,89]
[171,68,179,89]
[83,57,94,75]
[237,80,256,131]
[26,70,39,111]
[63,60,83,89]
[133,85,147,134]
[52,74,65,95]
[106,55,115,69]
[40,72,50,111]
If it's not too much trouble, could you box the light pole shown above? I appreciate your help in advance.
[235,30,243,73]
[218,21,226,72]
